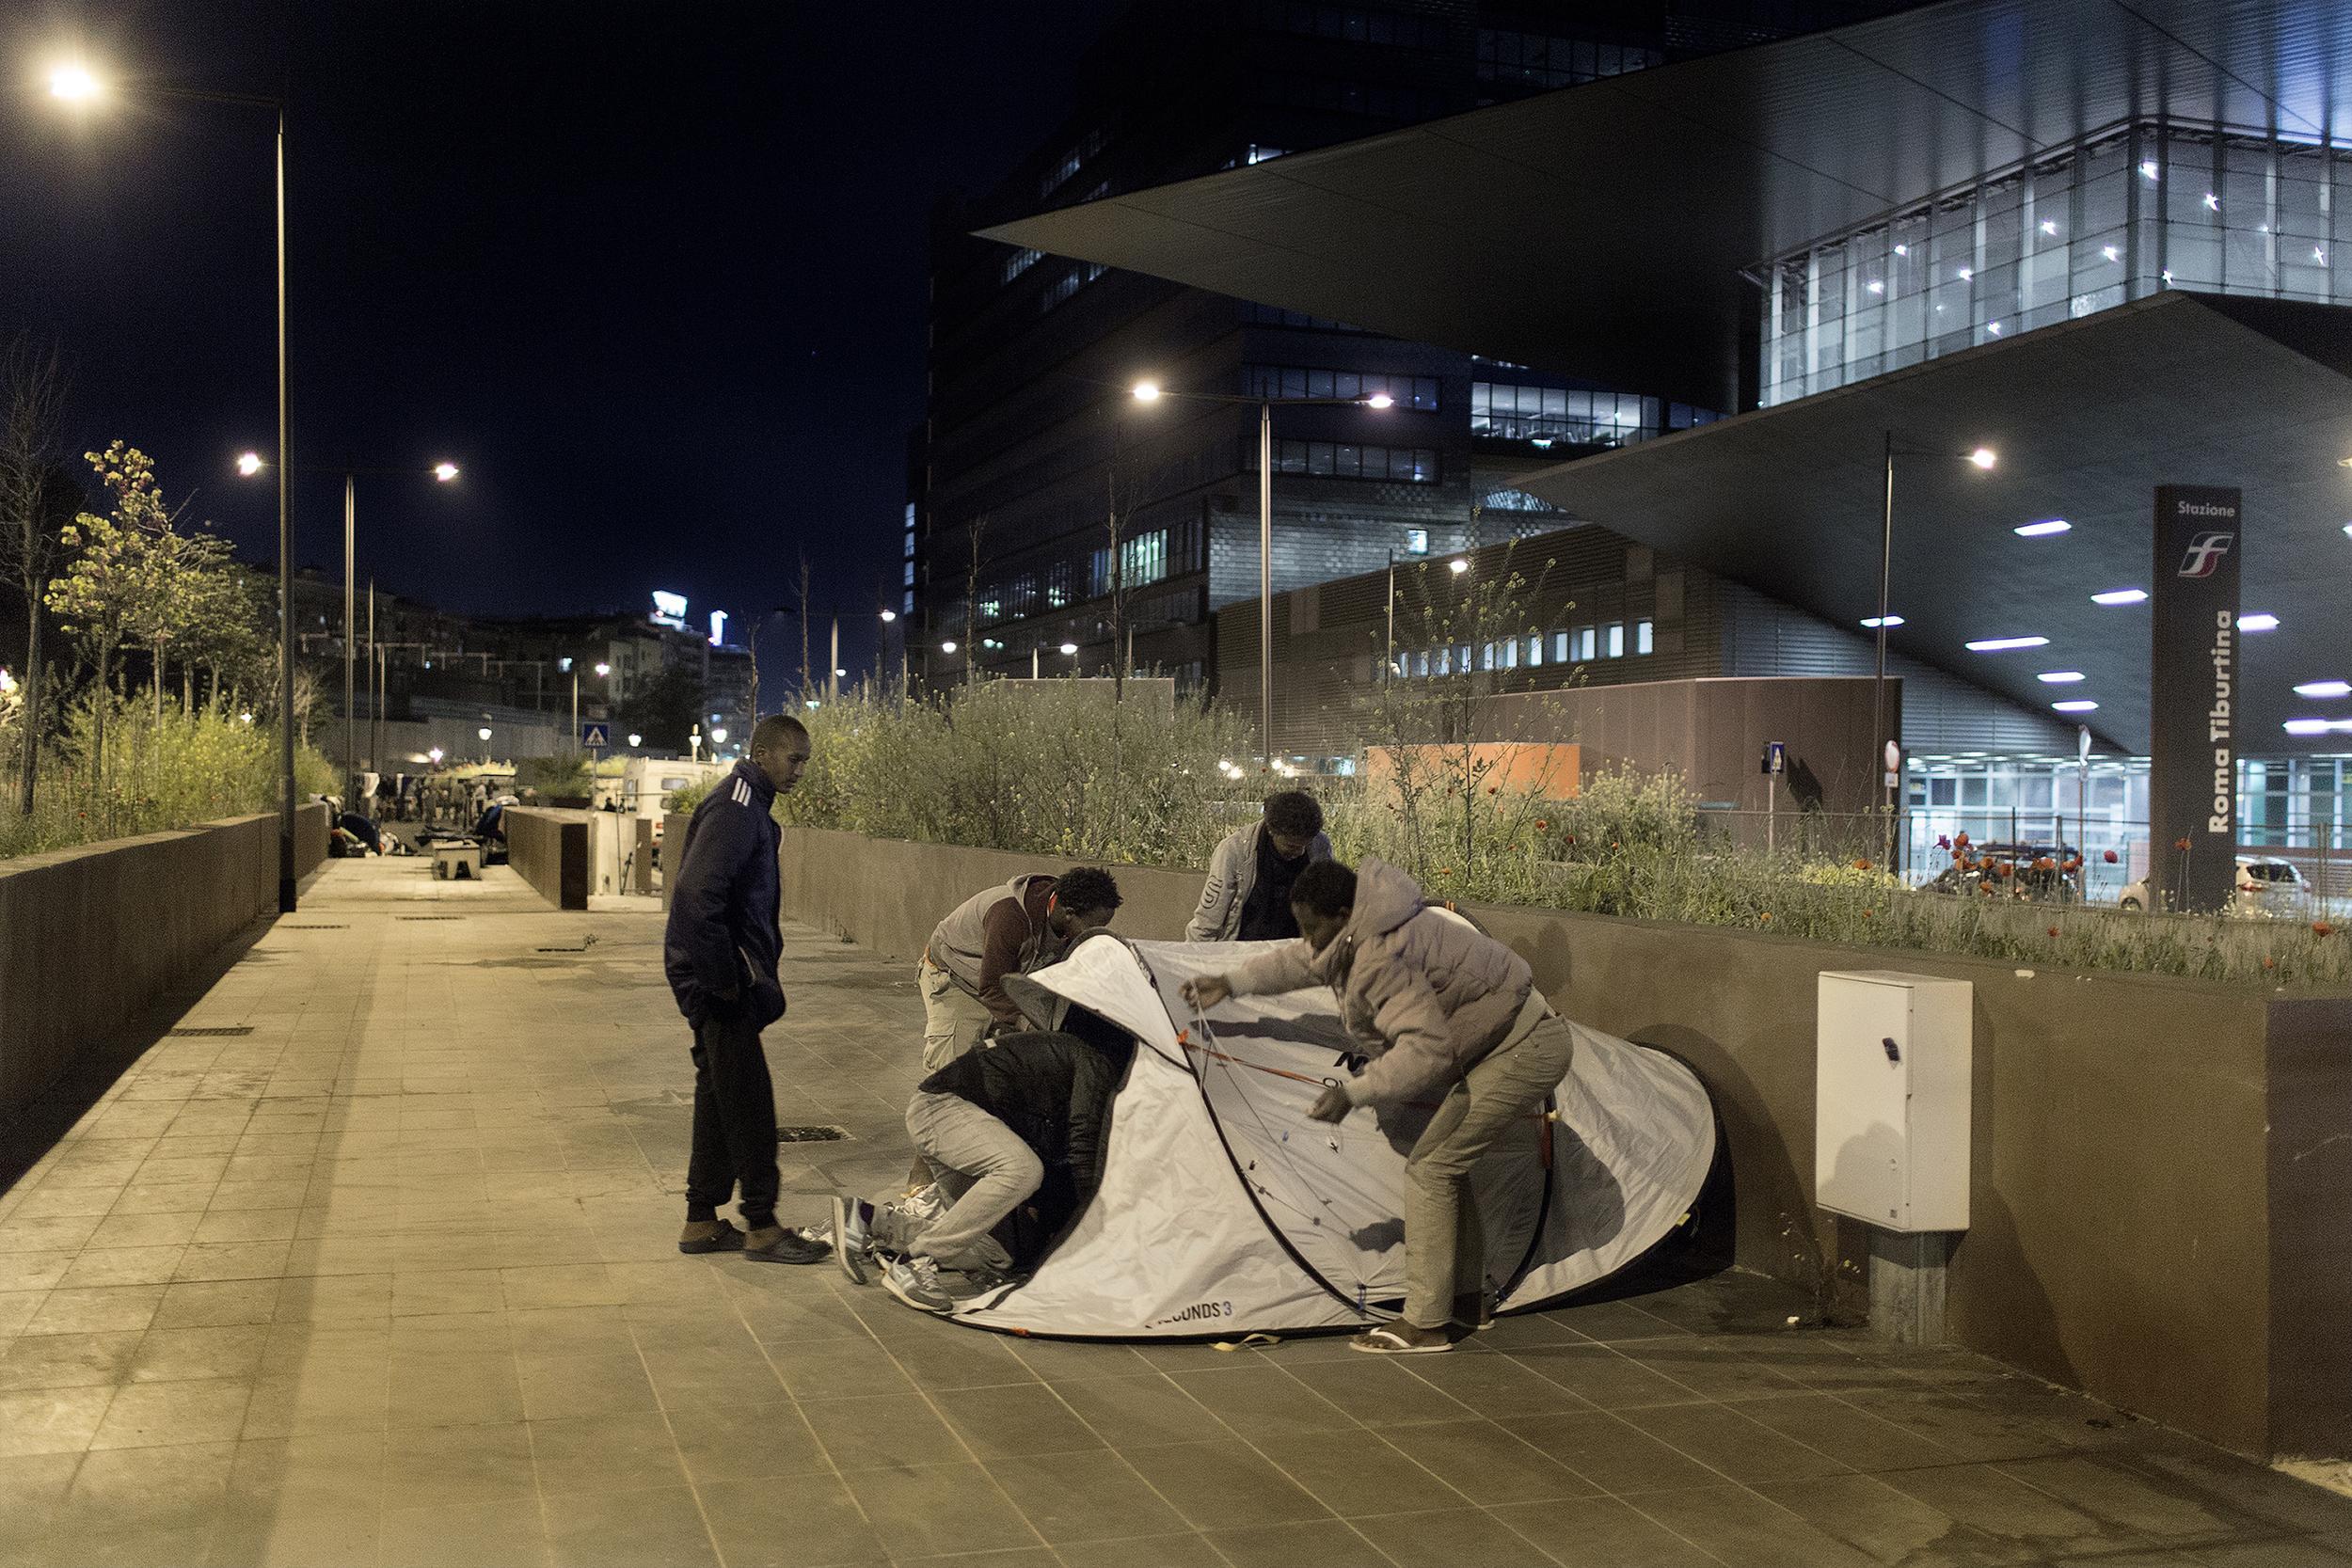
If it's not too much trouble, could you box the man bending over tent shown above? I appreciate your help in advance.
[1182,857,1576,1354]
[918,867,1125,1070]
[832,1025,1129,1314]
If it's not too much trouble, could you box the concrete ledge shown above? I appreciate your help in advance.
[0,803,329,1117]
[775,823,2352,1461]
[508,808,589,910]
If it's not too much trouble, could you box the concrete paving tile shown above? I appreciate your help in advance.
[1733,1390,1973,1472]
[1497,1410,1728,1496]
[1505,1342,1716,1410]
[0,1452,82,1544]
[1619,1400,1856,1485]
[23,1285,165,1336]
[1385,1416,1606,1504]
[841,1459,1040,1559]
[151,1280,279,1330]
[56,1245,186,1288]
[0,1331,142,1391]
[635,1340,779,1408]
[1049,1533,1223,1568]
[516,1350,660,1420]
[0,1216,104,1255]
[1287,1355,1482,1427]
[932,1380,1106,1460]
[125,1325,270,1384]
[1122,1439,1335,1530]
[1205,1516,1393,1568]
[379,1497,552,1568]
[388,1349,525,1427]
[1247,1428,1468,1517]
[1352,1506,1559,1567]
[173,1243,295,1283]
[800,1390,970,1470]
[527,1409,686,1496]
[224,1430,385,1511]
[388,1267,506,1316]
[1997,1454,2265,1544]
[1397,1343,1597,1419]
[0,1295,42,1337]
[1047,1372,1232,1450]
[382,1419,536,1511]
[1756,1471,2034,1566]
[201,1503,380,1568]
[664,1399,830,1482]
[87,1212,207,1248]
[1165,1364,1360,1440]
[543,1482,719,1568]
[1487,1495,1725,1567]
[1880,1461,2139,1557]
[983,1446,1186,1544]
[269,1273,389,1322]
[88,1376,252,1449]
[1626,1483,1883,1568]
[697,1471,887,1567]
[764,1336,917,1402]
[51,1437,236,1534]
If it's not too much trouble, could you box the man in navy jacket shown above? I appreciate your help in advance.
[663,714,828,1264]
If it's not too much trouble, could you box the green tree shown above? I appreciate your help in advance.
[619,661,707,752]
[0,338,74,816]
[46,442,176,778]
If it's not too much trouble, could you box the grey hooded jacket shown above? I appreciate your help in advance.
[1185,822,1335,942]
[1224,856,1534,1105]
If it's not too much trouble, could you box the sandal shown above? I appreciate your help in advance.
[1351,1323,1453,1354]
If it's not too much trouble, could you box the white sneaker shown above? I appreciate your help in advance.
[881,1255,956,1315]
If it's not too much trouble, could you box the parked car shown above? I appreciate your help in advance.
[1921,842,2081,902]
[2118,856,2307,916]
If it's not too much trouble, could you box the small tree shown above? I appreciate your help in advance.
[0,339,72,816]
[961,514,989,688]
[46,442,176,781]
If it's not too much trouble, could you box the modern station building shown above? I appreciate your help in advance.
[983,0,2352,892]
[912,1,1905,691]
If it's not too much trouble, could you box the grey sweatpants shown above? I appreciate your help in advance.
[900,1090,1036,1272]
[1402,995,1577,1330]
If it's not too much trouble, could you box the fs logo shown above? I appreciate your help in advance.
[2177,531,2235,578]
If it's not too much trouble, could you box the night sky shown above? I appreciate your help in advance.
[1,2,1107,676]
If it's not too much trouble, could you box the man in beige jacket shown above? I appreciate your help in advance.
[1182,855,1574,1354]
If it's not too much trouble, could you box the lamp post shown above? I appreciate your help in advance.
[570,659,609,752]
[237,454,457,803]
[1130,378,1395,768]
[56,60,299,907]
[1874,433,1997,851]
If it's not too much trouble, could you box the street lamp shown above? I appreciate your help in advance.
[56,57,298,907]
[238,453,459,801]
[1130,375,1397,767]
[1873,433,1998,852]
[627,732,643,749]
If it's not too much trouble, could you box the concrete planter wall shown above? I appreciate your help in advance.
[774,823,2352,1461]
[507,808,589,910]
[0,804,330,1117]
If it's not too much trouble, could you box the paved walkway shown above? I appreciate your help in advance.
[3,856,2350,1568]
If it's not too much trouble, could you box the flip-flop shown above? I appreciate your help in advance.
[1350,1325,1452,1354]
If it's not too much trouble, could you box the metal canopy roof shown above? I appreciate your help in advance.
[982,0,2352,410]
[1502,293,2352,757]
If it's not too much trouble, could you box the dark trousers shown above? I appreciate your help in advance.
[685,1011,780,1229]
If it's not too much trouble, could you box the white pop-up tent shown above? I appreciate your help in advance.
[952,928,1718,1338]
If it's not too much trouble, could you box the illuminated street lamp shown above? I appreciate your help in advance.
[1873,434,1998,855]
[57,56,298,906]
[1131,374,1398,765]
[239,452,461,800]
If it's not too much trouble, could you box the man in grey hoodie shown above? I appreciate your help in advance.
[1185,790,1333,942]
[1181,856,1575,1354]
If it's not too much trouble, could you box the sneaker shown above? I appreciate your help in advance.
[880,1255,957,1315]
[830,1196,873,1286]
[742,1225,831,1265]
[678,1218,747,1255]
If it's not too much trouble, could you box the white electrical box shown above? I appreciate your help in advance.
[1815,970,1973,1232]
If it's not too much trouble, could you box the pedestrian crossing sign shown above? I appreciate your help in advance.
[579,722,610,749]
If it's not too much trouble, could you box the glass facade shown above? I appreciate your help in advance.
[1472,381,1722,445]
[1761,120,2352,405]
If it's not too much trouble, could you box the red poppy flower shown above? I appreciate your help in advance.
[1853,858,1872,871]
[2315,922,2336,939]
[2046,926,2059,939]
[2103,848,2119,864]
[2174,837,2192,852]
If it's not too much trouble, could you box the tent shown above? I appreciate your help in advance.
[950,927,1719,1338]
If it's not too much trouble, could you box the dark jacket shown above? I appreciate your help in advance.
[663,761,785,1029]
[918,1030,1128,1209]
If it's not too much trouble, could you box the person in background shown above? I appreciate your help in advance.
[662,714,830,1265]
[833,1023,1131,1312]
[1181,856,1575,1354]
[1186,789,1332,942]
[917,867,1123,1071]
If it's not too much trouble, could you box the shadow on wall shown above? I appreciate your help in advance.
[1624,1022,1820,1305]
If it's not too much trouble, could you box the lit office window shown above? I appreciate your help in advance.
[1001,247,1042,285]
[1250,440,1439,483]
[1571,626,1597,661]
[1551,631,1569,663]
[1243,364,1439,410]
[1636,618,1654,655]
[1404,528,1429,555]
[1759,119,2352,404]
[1605,623,1625,658]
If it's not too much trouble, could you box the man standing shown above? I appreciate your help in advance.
[1182,857,1573,1354]
[917,867,1124,1070]
[1186,789,1332,942]
[664,714,829,1264]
